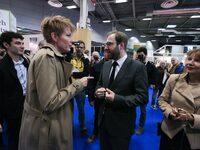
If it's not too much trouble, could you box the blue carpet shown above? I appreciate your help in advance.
[73,88,163,150]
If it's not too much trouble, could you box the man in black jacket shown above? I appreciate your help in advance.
[135,47,159,135]
[0,31,29,150]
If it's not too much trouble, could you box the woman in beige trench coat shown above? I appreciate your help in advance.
[158,48,200,150]
[18,16,93,150]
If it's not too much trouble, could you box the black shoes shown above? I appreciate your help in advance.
[80,127,87,136]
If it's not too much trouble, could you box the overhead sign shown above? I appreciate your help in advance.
[0,9,16,34]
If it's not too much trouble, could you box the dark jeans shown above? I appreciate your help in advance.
[159,130,191,150]
[92,99,100,136]
[151,87,159,106]
[139,104,146,127]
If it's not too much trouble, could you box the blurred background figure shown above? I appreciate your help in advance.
[84,49,90,60]
[71,40,90,136]
[91,51,100,65]
[86,50,109,144]
[135,47,158,135]
[168,57,184,75]
[156,60,167,100]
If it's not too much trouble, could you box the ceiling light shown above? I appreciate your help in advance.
[102,20,111,23]
[176,40,181,42]
[125,29,132,31]
[168,35,175,37]
[161,0,179,9]
[167,25,177,28]
[142,18,152,21]
[191,15,200,18]
[196,28,200,30]
[48,0,63,8]
[140,35,146,37]
[151,40,156,42]
[66,5,77,9]
[158,28,165,31]
[155,34,163,36]
[115,0,128,3]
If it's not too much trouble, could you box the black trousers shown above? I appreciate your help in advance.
[4,118,22,150]
[99,118,131,150]
[159,130,191,150]
[92,100,100,136]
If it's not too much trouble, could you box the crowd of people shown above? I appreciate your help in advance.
[0,15,200,150]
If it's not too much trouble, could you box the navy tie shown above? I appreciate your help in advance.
[108,61,118,88]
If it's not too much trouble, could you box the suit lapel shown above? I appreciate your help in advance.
[110,58,131,88]
[4,54,19,81]
[103,61,112,88]
[175,78,194,104]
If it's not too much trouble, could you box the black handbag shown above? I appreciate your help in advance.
[157,74,181,136]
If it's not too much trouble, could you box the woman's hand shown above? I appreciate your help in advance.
[170,107,194,125]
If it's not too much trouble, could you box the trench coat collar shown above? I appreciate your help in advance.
[42,43,64,58]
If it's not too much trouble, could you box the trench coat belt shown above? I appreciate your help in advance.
[24,102,50,150]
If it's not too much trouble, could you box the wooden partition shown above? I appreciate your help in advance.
[72,28,91,53]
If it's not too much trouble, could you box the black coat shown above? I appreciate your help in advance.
[0,54,29,119]
[96,57,148,137]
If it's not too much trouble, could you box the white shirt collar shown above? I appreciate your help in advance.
[114,54,127,68]
[13,57,24,65]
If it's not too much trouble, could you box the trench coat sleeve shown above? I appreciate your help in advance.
[158,75,177,118]
[34,54,84,113]
[190,114,200,129]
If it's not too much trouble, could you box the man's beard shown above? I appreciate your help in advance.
[110,46,120,60]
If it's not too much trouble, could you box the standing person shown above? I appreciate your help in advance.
[70,40,90,135]
[86,50,109,144]
[157,60,167,97]
[135,47,158,134]
[95,31,148,150]
[158,48,200,150]
[18,16,93,150]
[168,57,184,74]
[0,31,29,150]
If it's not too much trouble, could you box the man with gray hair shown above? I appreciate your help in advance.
[168,56,184,74]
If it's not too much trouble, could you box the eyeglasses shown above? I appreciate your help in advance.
[105,41,115,46]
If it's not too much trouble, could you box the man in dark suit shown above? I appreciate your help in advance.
[95,31,148,150]
[0,31,29,150]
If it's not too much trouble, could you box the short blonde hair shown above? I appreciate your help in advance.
[41,15,75,43]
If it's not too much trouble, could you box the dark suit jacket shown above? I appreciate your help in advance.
[146,61,159,86]
[0,54,29,120]
[96,57,148,137]
[88,61,104,103]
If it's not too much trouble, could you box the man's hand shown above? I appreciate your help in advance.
[105,88,115,102]
[80,76,94,87]
[95,88,106,99]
